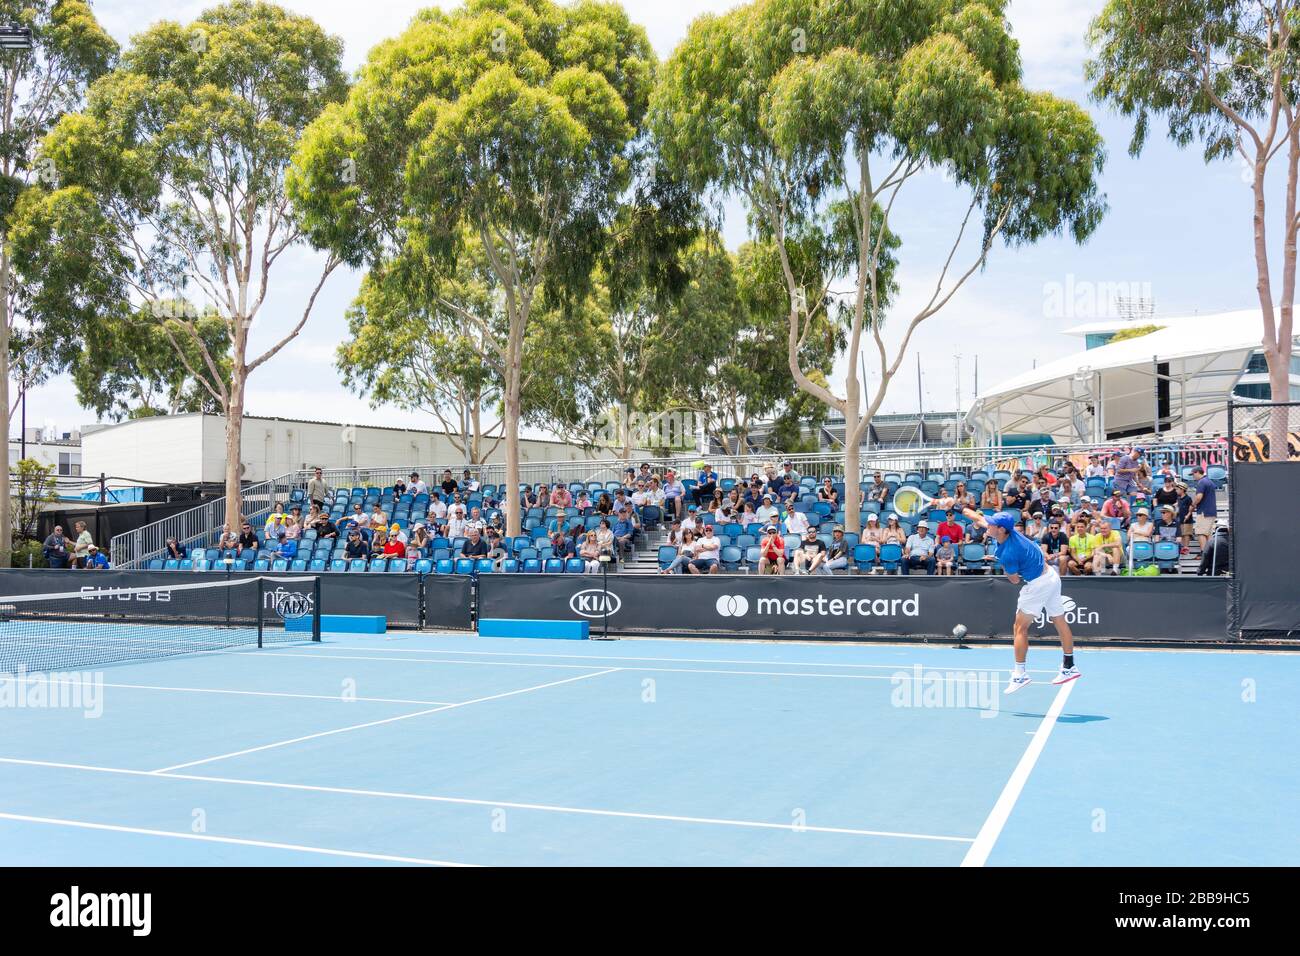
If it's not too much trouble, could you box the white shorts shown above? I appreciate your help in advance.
[1016,565,1066,619]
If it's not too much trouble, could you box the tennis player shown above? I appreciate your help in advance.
[962,508,1081,694]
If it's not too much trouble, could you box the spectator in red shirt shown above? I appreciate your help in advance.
[1102,488,1131,529]
[936,510,964,546]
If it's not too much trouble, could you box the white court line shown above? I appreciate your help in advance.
[0,810,474,866]
[241,651,1050,684]
[0,676,452,707]
[0,757,973,845]
[151,668,620,774]
[960,680,1076,867]
[298,644,1060,675]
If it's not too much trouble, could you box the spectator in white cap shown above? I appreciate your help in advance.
[822,527,849,574]
[903,520,937,575]
[1153,503,1180,544]
[754,494,778,527]
[1128,507,1155,554]
[862,511,886,547]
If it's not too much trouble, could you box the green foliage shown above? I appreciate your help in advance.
[71,303,231,421]
[11,459,58,545]
[10,539,49,569]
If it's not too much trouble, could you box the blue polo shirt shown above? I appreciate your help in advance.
[1194,476,1218,516]
[995,529,1046,582]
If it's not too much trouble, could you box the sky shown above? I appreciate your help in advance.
[21,0,1274,440]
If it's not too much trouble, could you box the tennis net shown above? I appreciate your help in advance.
[0,575,321,674]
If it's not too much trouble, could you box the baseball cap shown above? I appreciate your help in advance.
[764,524,778,533]
[1136,507,1149,515]
[940,535,951,543]
[917,519,929,528]
[988,512,1017,532]
[1160,504,1175,512]
[866,513,879,522]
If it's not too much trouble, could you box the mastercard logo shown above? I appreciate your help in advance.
[715,594,750,617]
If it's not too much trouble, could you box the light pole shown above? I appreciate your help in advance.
[594,550,617,641]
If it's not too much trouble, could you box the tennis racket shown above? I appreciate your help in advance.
[890,486,955,519]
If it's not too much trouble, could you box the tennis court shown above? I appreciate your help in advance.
[2,619,1296,867]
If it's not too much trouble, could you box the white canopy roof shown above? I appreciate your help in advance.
[965,309,1295,442]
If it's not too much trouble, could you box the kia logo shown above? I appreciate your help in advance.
[570,589,622,618]
[715,594,749,617]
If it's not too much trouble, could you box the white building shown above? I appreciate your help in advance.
[8,427,82,475]
[79,413,655,485]
[965,308,1300,444]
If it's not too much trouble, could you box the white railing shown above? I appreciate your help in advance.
[110,433,1233,567]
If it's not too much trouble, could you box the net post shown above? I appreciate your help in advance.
[257,576,264,649]
[312,574,322,643]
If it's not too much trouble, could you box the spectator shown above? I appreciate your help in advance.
[1172,481,1194,550]
[550,529,575,558]
[535,485,550,510]
[595,518,615,555]
[980,479,1003,511]
[235,523,259,557]
[264,503,288,537]
[72,521,94,569]
[344,530,368,561]
[638,462,655,484]
[1085,454,1106,479]
[521,485,540,510]
[1040,517,1071,575]
[681,506,700,535]
[902,520,937,575]
[1113,446,1141,495]
[1003,476,1032,517]
[738,502,760,529]
[383,533,405,560]
[573,490,592,513]
[446,506,468,540]
[166,536,190,561]
[43,525,71,569]
[950,481,975,511]
[1153,469,1181,511]
[551,483,572,509]
[306,467,330,507]
[936,509,964,546]
[462,468,480,493]
[662,470,686,521]
[409,523,431,554]
[792,528,827,575]
[484,529,507,569]
[1153,504,1180,545]
[881,513,907,547]
[1023,512,1046,540]
[688,524,721,574]
[578,531,604,573]
[935,536,957,576]
[757,525,785,575]
[1102,489,1131,529]
[369,501,388,528]
[694,463,719,506]
[83,545,111,570]
[817,477,838,506]
[1035,464,1058,486]
[784,505,811,538]
[776,474,800,508]
[1093,518,1123,576]
[346,502,368,531]
[775,460,800,489]
[1129,508,1155,555]
[276,531,298,562]
[867,472,890,507]
[659,529,694,574]
[1189,465,1218,551]
[369,529,388,560]
[217,523,238,551]
[440,469,458,497]
[428,493,448,530]
[461,527,489,560]
[465,507,486,535]
[754,495,778,527]
[315,514,339,541]
[1056,478,1079,507]
[1198,520,1231,575]
[862,512,886,547]
[822,527,849,575]
[1027,485,1055,520]
[1066,516,1097,575]
[742,477,766,509]
[283,507,303,539]
[387,522,408,546]
[612,511,636,558]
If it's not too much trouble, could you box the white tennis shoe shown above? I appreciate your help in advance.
[1003,673,1032,695]
[1051,665,1082,685]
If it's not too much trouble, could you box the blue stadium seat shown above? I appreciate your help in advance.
[735,534,757,551]
[388,561,408,573]
[1154,540,1180,572]
[454,558,475,575]
[290,559,307,573]
[163,559,179,571]
[251,558,268,571]
[191,548,207,563]
[194,559,211,571]
[435,559,454,574]
[879,543,903,574]
[720,546,742,571]
[522,558,541,573]
[147,559,164,571]
[347,559,367,572]
[475,559,495,574]
[328,558,346,572]
[745,546,761,566]
[268,558,286,571]
[657,545,677,570]
[432,548,452,562]
[960,543,988,574]
[852,544,876,572]
[309,559,326,572]
[565,558,586,573]
[1129,541,1155,570]
[366,558,387,572]
[544,558,564,574]
[501,559,519,573]
[414,559,433,574]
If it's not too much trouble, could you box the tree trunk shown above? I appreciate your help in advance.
[1269,347,1291,460]
[225,369,246,527]
[0,249,11,567]
[843,392,861,535]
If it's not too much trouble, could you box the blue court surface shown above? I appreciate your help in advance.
[0,630,1296,866]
